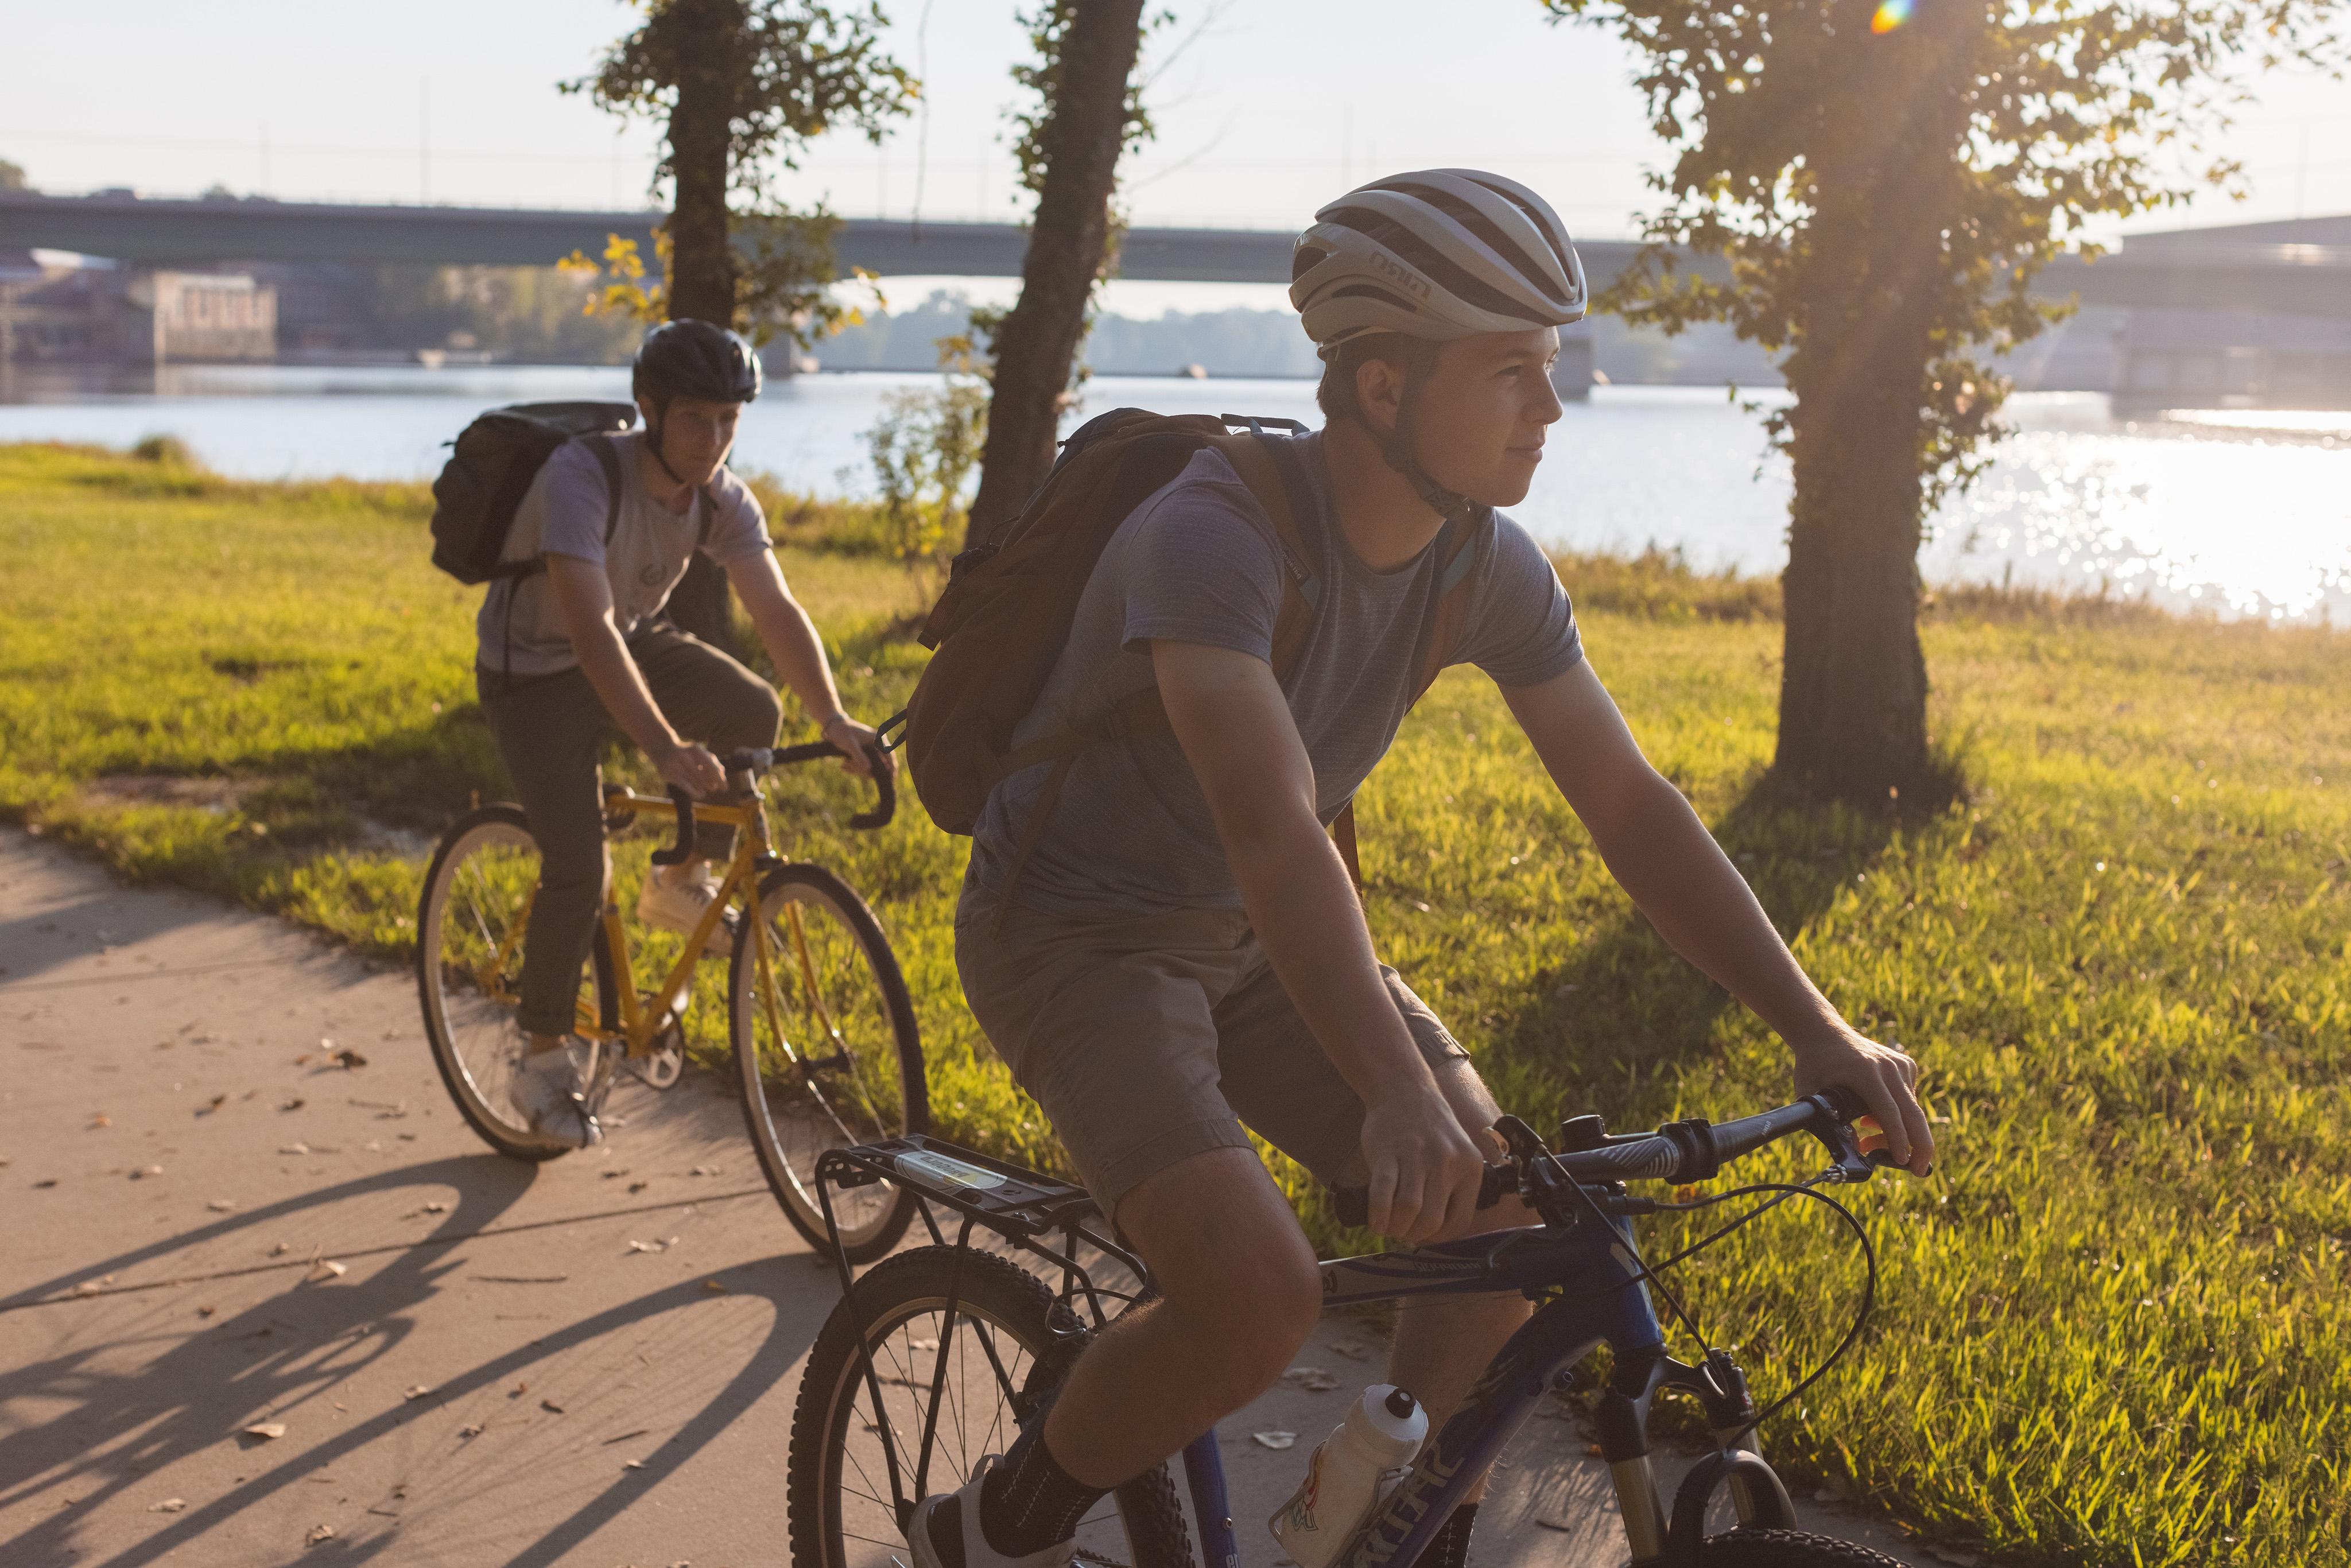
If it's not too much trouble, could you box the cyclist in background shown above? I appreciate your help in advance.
[914,173,1933,1568]
[476,319,886,1150]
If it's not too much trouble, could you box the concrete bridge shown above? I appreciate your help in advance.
[5,190,2349,319]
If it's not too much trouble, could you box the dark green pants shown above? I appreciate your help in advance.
[477,624,782,1037]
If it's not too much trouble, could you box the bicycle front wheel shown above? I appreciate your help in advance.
[787,1246,1193,1568]
[416,804,604,1161]
[730,862,925,1261]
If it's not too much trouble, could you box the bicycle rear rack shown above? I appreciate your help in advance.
[813,1136,1149,1331]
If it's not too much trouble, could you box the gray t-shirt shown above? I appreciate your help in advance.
[971,432,1584,916]
[474,430,772,676]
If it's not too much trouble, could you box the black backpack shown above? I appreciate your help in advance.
[428,401,638,584]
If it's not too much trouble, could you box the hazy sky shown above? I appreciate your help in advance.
[9,1,2348,261]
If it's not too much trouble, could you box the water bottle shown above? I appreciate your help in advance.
[1268,1384,1429,1568]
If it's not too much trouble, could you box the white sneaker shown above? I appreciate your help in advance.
[508,1039,603,1149]
[635,868,735,957]
[907,1456,1077,1568]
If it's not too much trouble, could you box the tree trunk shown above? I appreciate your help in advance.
[661,0,744,650]
[1771,3,1979,807]
[965,0,1149,545]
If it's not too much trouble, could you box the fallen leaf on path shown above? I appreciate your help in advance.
[602,1429,650,1445]
[402,1384,435,1401]
[628,1181,649,1194]
[280,1097,305,1112]
[34,1178,57,1189]
[278,1143,309,1156]
[243,1422,287,1441]
[701,1279,728,1294]
[689,1165,719,1176]
[423,1201,449,1213]
[89,1114,112,1129]
[271,1242,291,1256]
[906,1338,939,1351]
[1535,1517,1574,1532]
[207,1199,238,1213]
[131,1165,162,1179]
[1252,1431,1297,1450]
[622,1459,645,1470]
[197,1306,216,1318]
[332,1049,368,1069]
[202,1093,227,1113]
[1328,1339,1372,1360]
[305,1523,335,1546]
[1281,1367,1339,1392]
[626,1237,677,1254]
[72,1281,103,1297]
[149,1498,187,1513]
[308,1260,347,1282]
[602,1169,631,1179]
[457,1423,484,1439]
[540,1399,565,1414]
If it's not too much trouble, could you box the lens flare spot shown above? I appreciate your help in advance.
[1871,0,1913,30]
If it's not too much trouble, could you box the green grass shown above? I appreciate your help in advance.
[5,439,2348,1565]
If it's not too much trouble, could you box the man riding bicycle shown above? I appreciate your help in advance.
[475,318,886,1150]
[914,171,1934,1568]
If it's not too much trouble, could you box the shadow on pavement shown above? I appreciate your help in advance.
[0,1151,833,1567]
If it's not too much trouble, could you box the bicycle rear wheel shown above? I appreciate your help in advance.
[787,1246,1193,1568]
[730,862,925,1261]
[416,804,606,1161]
[1700,1527,1909,1565]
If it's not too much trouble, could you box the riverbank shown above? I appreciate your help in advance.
[5,439,2348,1565]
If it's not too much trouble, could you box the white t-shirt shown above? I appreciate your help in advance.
[475,429,772,676]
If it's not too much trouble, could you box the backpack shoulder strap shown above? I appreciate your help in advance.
[1210,432,1323,678]
[587,433,624,548]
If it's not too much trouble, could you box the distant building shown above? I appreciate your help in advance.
[121,270,277,363]
[0,251,276,365]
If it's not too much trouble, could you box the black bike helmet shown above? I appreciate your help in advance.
[632,318,763,410]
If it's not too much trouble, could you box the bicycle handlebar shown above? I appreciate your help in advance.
[645,742,897,867]
[1328,1089,1894,1230]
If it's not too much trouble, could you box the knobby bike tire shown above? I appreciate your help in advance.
[787,1247,1193,1568]
[728,861,926,1262]
[416,804,606,1163]
[1700,1526,1911,1566]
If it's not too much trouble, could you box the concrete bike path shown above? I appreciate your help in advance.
[0,829,1941,1568]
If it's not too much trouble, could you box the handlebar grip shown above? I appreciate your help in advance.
[1329,1164,1510,1231]
[650,786,697,867]
[1813,1085,1900,1167]
[849,744,895,830]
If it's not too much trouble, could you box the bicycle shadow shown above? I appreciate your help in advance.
[0,1150,834,1568]
[1487,772,1906,1110]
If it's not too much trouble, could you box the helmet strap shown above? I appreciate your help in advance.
[645,401,689,488]
[1374,346,1473,523]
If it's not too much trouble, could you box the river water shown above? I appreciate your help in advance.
[5,363,2347,621]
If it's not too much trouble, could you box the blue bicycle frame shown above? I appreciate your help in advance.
[816,1129,1830,1568]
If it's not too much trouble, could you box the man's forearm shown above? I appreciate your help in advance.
[1228,817,1437,1105]
[1595,775,1848,1045]
[744,591,846,725]
[571,622,680,760]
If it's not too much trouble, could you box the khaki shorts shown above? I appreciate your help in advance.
[954,878,1472,1219]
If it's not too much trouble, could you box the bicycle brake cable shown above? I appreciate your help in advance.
[1555,1163,1878,1450]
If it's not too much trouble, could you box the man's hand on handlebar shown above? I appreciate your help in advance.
[1359,1085,1490,1245]
[1791,1030,1932,1177]
[818,712,891,780]
[655,739,727,799]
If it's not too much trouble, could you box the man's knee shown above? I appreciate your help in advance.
[1119,1149,1325,1397]
[713,673,783,752]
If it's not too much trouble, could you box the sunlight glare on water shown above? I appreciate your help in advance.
[3,367,2347,622]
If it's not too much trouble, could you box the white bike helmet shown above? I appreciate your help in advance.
[1290,169,1588,356]
[1290,170,1585,518]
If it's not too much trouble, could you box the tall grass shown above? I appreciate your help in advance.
[4,440,2348,1565]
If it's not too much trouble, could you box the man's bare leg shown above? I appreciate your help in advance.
[1383,1063,1535,1509]
[1041,1146,1326,1488]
